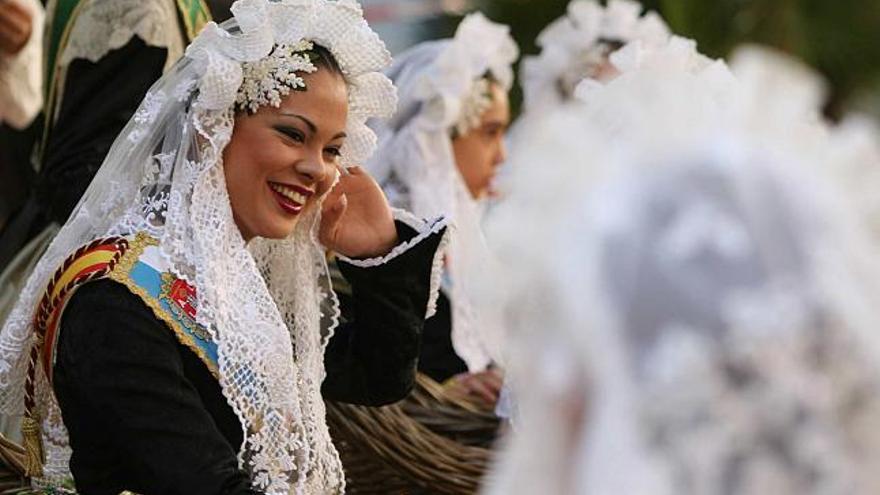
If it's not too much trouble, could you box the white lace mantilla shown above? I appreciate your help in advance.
[484,41,880,495]
[639,307,880,494]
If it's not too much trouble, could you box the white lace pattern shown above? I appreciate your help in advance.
[336,208,451,319]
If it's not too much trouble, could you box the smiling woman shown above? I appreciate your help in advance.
[0,1,449,494]
[224,66,349,241]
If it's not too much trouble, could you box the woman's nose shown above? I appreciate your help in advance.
[294,152,327,184]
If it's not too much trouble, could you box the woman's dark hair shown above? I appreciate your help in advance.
[306,43,344,79]
[596,38,626,53]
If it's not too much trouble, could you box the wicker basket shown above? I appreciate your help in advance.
[327,373,500,494]
[0,375,501,495]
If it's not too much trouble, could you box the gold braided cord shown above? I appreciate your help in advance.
[23,236,128,478]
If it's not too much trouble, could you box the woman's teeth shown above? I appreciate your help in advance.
[269,183,307,205]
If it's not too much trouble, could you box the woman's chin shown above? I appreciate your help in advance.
[472,186,493,201]
[255,218,302,240]
[237,200,310,241]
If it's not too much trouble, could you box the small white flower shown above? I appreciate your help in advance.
[455,78,494,136]
[236,40,318,113]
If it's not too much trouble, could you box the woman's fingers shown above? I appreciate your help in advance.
[450,372,501,405]
[465,376,499,404]
[323,176,346,205]
[481,369,504,394]
[317,163,395,257]
[0,1,30,27]
[319,193,347,247]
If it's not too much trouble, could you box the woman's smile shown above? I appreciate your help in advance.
[268,181,313,215]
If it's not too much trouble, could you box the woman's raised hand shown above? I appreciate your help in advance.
[319,166,398,259]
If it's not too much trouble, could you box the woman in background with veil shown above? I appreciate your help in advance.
[518,0,668,114]
[364,13,517,408]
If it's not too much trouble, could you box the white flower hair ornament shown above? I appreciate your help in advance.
[416,12,519,136]
[185,0,397,166]
[521,0,670,110]
[235,39,319,113]
[573,35,725,101]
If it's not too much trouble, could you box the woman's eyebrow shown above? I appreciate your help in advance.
[279,112,317,133]
[484,120,507,130]
[279,112,346,140]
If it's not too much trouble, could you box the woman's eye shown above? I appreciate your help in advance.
[276,126,305,143]
[324,147,342,159]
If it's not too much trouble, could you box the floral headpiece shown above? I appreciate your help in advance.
[521,0,669,111]
[456,77,494,136]
[235,40,317,113]
[184,0,397,165]
[414,13,518,135]
[487,42,880,495]
[573,35,721,100]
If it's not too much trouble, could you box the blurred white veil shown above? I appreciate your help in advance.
[483,42,880,494]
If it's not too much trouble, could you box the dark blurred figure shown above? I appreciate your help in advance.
[0,123,38,232]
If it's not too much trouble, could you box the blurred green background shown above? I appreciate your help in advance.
[466,0,880,119]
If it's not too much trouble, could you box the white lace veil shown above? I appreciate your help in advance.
[365,13,518,372]
[519,0,669,113]
[0,0,396,492]
[483,45,880,494]
[504,0,671,193]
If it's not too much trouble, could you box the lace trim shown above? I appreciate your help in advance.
[426,224,451,319]
[335,209,450,319]
[335,209,447,268]
[520,0,669,111]
[0,2,388,491]
[59,0,184,72]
